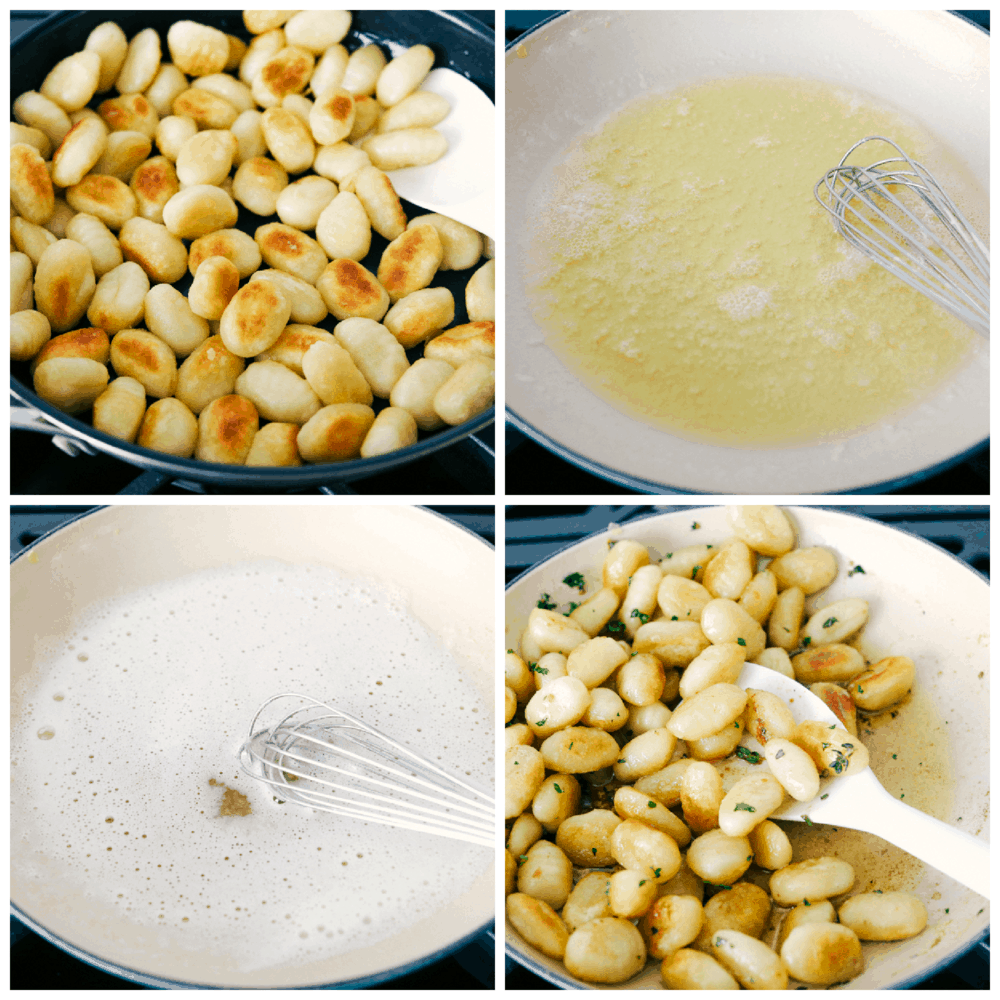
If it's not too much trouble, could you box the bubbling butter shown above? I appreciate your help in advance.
[527,76,983,446]
[11,560,492,974]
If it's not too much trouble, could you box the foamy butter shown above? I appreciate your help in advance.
[527,76,983,446]
[11,560,492,974]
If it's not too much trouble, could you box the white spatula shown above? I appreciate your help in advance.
[386,68,495,238]
[728,662,990,899]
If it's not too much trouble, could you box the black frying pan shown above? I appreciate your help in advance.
[11,10,494,488]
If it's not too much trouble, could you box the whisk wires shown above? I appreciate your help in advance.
[239,694,493,848]
[815,136,988,338]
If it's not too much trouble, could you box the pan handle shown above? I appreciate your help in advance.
[10,401,99,457]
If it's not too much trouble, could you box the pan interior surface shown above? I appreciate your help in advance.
[11,506,494,987]
[504,506,988,989]
[506,11,988,493]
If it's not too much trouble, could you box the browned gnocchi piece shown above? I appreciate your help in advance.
[92,376,147,442]
[129,156,180,224]
[244,422,303,467]
[359,406,418,458]
[33,356,109,413]
[383,287,454,349]
[11,143,56,225]
[296,402,375,463]
[33,239,96,332]
[301,341,373,407]
[188,228,263,280]
[118,216,188,285]
[423,320,495,366]
[188,256,240,321]
[316,259,390,322]
[219,279,291,357]
[195,393,259,464]
[175,335,245,414]
[110,328,177,399]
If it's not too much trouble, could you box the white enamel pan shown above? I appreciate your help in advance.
[11,505,494,988]
[506,11,989,493]
[504,506,989,989]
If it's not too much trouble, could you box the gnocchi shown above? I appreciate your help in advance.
[11,13,494,466]
[505,506,930,991]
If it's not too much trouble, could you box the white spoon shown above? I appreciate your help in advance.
[386,68,495,238]
[730,661,990,900]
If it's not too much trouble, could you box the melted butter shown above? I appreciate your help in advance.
[527,76,982,446]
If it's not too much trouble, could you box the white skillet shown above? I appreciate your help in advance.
[505,505,989,989]
[11,505,495,989]
[735,662,989,900]
[506,11,988,492]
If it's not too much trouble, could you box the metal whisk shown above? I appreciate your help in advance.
[815,136,989,338]
[238,693,493,848]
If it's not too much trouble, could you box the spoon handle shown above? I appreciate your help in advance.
[840,783,990,900]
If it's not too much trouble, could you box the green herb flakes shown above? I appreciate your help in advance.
[734,802,756,813]
[536,593,557,610]
[563,571,586,592]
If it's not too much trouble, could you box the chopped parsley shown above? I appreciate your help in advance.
[737,637,746,647]
[802,815,814,826]
[536,593,557,610]
[631,609,650,624]
[823,617,839,628]
[802,637,812,647]
[562,571,586,592]
[820,793,829,800]
[892,753,897,759]
[648,801,657,808]
[553,783,563,794]
[507,648,514,654]
[531,663,548,675]
[735,747,762,764]
[535,719,547,727]
[734,802,756,813]
[564,602,581,615]
[691,522,700,530]
[639,879,646,886]
[665,552,673,559]
[848,565,866,577]
[803,899,811,906]
[592,847,597,855]
[607,620,625,634]
[653,867,662,878]
[671,615,679,621]
[706,544,713,549]
[617,758,626,764]
[691,566,700,579]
